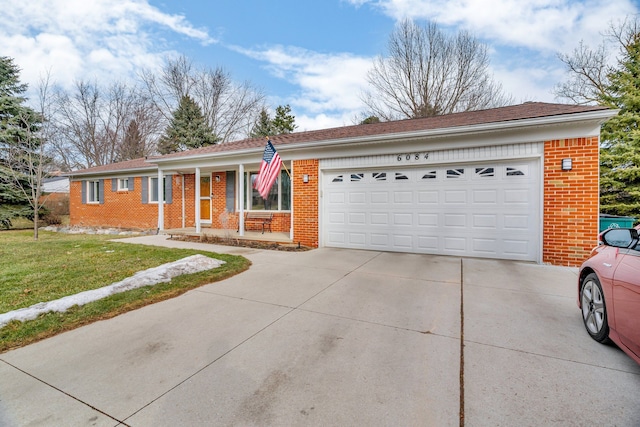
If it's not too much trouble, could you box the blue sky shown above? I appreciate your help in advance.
[2,0,639,132]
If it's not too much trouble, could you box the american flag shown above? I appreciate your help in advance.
[254,139,282,199]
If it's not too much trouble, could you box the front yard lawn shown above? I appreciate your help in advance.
[0,230,250,353]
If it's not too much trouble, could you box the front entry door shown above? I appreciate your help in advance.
[200,175,211,223]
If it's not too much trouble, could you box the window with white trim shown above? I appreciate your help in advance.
[87,180,101,203]
[117,178,129,191]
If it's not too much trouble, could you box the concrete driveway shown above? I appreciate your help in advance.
[1,236,639,426]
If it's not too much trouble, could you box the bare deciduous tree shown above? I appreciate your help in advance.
[362,19,512,121]
[52,80,161,169]
[555,16,640,105]
[140,55,266,143]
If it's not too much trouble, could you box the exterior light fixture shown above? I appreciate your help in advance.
[303,174,309,183]
[561,158,573,171]
[215,175,221,182]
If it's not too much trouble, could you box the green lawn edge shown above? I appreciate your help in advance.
[0,231,251,353]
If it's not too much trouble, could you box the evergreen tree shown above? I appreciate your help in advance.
[272,104,296,135]
[158,95,218,154]
[599,34,640,218]
[249,104,296,138]
[250,108,274,138]
[0,56,41,229]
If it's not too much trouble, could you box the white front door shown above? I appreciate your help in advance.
[322,160,540,261]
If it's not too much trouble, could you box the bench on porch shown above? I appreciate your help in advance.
[242,211,273,234]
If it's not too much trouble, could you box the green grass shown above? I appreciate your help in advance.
[0,230,251,353]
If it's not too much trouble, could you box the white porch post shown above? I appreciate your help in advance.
[195,167,201,233]
[157,169,164,231]
[290,161,294,241]
[238,164,245,236]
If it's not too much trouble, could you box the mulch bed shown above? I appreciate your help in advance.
[170,234,312,252]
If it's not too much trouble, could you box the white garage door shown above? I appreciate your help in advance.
[322,160,540,261]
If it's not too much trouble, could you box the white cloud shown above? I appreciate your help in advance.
[348,0,638,53]
[236,45,374,129]
[0,0,214,93]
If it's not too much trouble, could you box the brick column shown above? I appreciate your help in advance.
[293,159,319,247]
[543,137,600,266]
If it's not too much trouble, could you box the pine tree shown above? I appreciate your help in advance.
[249,105,296,138]
[599,34,640,218]
[272,104,296,135]
[250,108,274,138]
[158,95,218,154]
[0,56,41,229]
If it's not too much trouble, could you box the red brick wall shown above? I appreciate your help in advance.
[292,160,319,247]
[69,176,184,230]
[543,137,600,266]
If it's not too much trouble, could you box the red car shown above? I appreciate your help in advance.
[578,226,640,364]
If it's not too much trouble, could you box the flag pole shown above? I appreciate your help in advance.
[267,136,291,179]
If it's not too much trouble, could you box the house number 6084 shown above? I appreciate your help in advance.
[396,153,429,162]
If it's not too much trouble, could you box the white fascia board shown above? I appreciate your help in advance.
[66,166,157,180]
[151,110,616,167]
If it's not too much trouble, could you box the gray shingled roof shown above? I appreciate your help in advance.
[68,102,611,176]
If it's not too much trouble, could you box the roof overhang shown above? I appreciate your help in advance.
[151,109,617,170]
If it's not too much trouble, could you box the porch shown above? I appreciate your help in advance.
[161,227,293,244]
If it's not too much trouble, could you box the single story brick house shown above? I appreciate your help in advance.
[67,102,615,266]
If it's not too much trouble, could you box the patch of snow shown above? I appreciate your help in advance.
[0,255,225,329]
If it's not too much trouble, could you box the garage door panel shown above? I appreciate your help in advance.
[328,212,345,225]
[393,235,413,249]
[348,233,366,245]
[394,191,413,203]
[473,238,498,254]
[370,192,389,203]
[370,233,390,246]
[349,192,366,204]
[473,214,497,228]
[328,192,345,204]
[503,239,530,256]
[323,160,539,261]
[393,213,413,225]
[348,212,366,225]
[444,214,466,227]
[504,189,530,204]
[444,237,467,252]
[473,190,498,204]
[418,213,438,226]
[445,190,466,203]
[504,215,529,229]
[371,212,390,225]
[417,191,438,204]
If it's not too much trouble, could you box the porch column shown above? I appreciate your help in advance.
[195,167,201,233]
[289,161,294,241]
[157,169,164,231]
[238,163,244,236]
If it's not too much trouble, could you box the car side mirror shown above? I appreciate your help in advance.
[601,228,639,248]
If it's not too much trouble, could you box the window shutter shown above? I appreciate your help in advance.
[141,177,148,204]
[99,179,105,204]
[226,171,235,212]
[128,177,134,191]
[165,176,173,204]
[112,178,117,192]
[81,181,87,204]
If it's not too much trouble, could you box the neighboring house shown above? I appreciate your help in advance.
[42,176,70,194]
[66,102,616,266]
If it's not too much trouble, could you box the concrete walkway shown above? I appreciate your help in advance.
[1,235,639,426]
